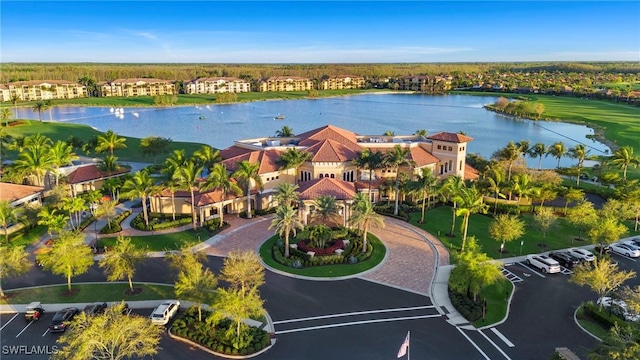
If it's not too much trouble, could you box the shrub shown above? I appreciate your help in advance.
[583,302,626,328]
[130,213,192,231]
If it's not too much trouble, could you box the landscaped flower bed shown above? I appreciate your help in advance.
[170,307,271,356]
[130,213,192,231]
[99,210,132,234]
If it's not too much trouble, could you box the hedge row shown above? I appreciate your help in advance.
[583,301,627,329]
[201,218,229,235]
[130,213,192,231]
[449,290,482,322]
[99,210,133,234]
[272,235,373,268]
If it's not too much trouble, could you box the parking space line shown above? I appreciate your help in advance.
[561,267,573,275]
[15,321,33,338]
[501,267,523,283]
[490,327,515,347]
[1,313,19,331]
[274,314,440,334]
[517,262,546,278]
[456,327,491,360]
[273,305,435,325]
[612,253,637,262]
[478,329,513,360]
[42,328,50,337]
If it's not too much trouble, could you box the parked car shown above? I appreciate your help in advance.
[629,238,640,247]
[25,302,45,321]
[525,255,561,274]
[149,300,180,325]
[49,307,79,333]
[611,243,640,258]
[597,296,640,322]
[548,251,581,269]
[83,302,107,316]
[567,248,595,262]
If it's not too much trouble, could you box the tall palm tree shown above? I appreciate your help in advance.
[275,126,294,137]
[569,144,590,185]
[121,170,155,227]
[193,145,221,173]
[486,166,506,214]
[98,155,120,173]
[414,129,428,139]
[61,196,86,231]
[453,186,488,251]
[547,141,567,168]
[10,94,20,119]
[350,192,385,253]
[13,144,53,186]
[311,195,340,226]
[512,173,535,209]
[269,204,304,257]
[173,161,204,230]
[385,145,414,216]
[440,175,466,237]
[96,130,127,156]
[48,141,78,186]
[610,145,639,180]
[493,141,520,181]
[200,163,241,225]
[409,167,438,223]
[165,149,188,169]
[32,101,47,122]
[0,108,12,127]
[0,200,20,244]
[271,182,299,208]
[232,160,263,219]
[516,139,531,164]
[528,142,548,170]
[160,165,180,221]
[277,147,312,184]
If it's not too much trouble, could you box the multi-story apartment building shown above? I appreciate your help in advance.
[1,80,87,102]
[184,77,251,94]
[258,76,313,92]
[400,75,453,93]
[320,75,365,90]
[98,78,176,97]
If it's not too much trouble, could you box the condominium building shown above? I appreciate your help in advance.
[399,75,453,93]
[320,75,365,90]
[258,76,313,92]
[184,77,251,94]
[2,80,87,102]
[98,78,176,97]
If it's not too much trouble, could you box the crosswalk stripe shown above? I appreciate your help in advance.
[275,314,441,335]
[273,305,435,325]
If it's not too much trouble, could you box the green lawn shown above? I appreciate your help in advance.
[6,225,48,248]
[410,205,614,261]
[1,283,175,304]
[97,228,209,251]
[3,120,205,163]
[259,234,386,277]
[576,305,609,340]
[474,279,513,327]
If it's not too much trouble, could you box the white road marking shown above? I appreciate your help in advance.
[612,252,637,262]
[15,321,33,338]
[275,314,440,334]
[456,327,491,360]
[479,329,513,360]
[42,328,50,336]
[518,262,546,278]
[273,305,435,325]
[490,327,515,347]
[1,313,19,331]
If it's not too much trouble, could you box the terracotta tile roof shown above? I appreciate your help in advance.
[155,186,238,206]
[304,139,359,162]
[264,76,310,81]
[221,149,282,175]
[9,80,81,86]
[0,84,9,90]
[427,132,474,143]
[66,164,130,184]
[108,78,172,84]
[464,164,480,180]
[361,146,439,166]
[0,183,44,203]
[297,125,360,148]
[298,177,356,201]
[220,145,252,160]
[327,75,364,80]
[190,77,246,83]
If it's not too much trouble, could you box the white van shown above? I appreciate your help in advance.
[149,300,180,325]
[525,255,561,274]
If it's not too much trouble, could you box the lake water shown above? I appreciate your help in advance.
[19,93,609,169]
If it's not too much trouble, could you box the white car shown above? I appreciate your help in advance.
[597,297,640,322]
[525,255,561,274]
[611,243,640,258]
[150,300,180,325]
[567,248,595,262]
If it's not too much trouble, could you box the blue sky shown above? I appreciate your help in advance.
[1,1,638,63]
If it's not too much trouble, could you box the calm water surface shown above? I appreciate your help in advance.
[21,94,608,168]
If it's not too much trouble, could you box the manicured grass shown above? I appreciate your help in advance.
[259,234,386,277]
[410,205,608,261]
[97,228,209,251]
[576,305,609,340]
[473,279,513,327]
[559,178,615,198]
[6,225,48,249]
[3,120,205,163]
[1,283,175,304]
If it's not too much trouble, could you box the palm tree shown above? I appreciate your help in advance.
[1,108,12,127]
[277,147,312,184]
[275,126,294,137]
[0,200,20,244]
[193,145,221,173]
[61,196,86,231]
[453,186,488,251]
[200,163,241,225]
[562,187,585,215]
[96,130,127,156]
[37,207,68,238]
[121,170,155,227]
[409,167,438,223]
[10,94,20,119]
[309,224,332,249]
[32,101,47,122]
[272,182,299,208]
[173,161,204,230]
[516,139,531,164]
[493,141,520,181]
[48,141,78,186]
[353,149,385,202]
[311,195,340,226]
[165,149,188,169]
[385,145,414,216]
[414,129,428,139]
[610,146,639,180]
[13,143,53,186]
[349,192,385,253]
[441,175,466,237]
[528,142,548,170]
[269,204,304,257]
[547,141,567,168]
[99,155,120,173]
[232,161,263,219]
[512,173,535,209]
[569,144,590,185]
[486,166,506,214]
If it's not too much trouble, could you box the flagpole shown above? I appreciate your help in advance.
[407,331,410,360]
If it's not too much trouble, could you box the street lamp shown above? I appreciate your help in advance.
[520,240,524,255]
